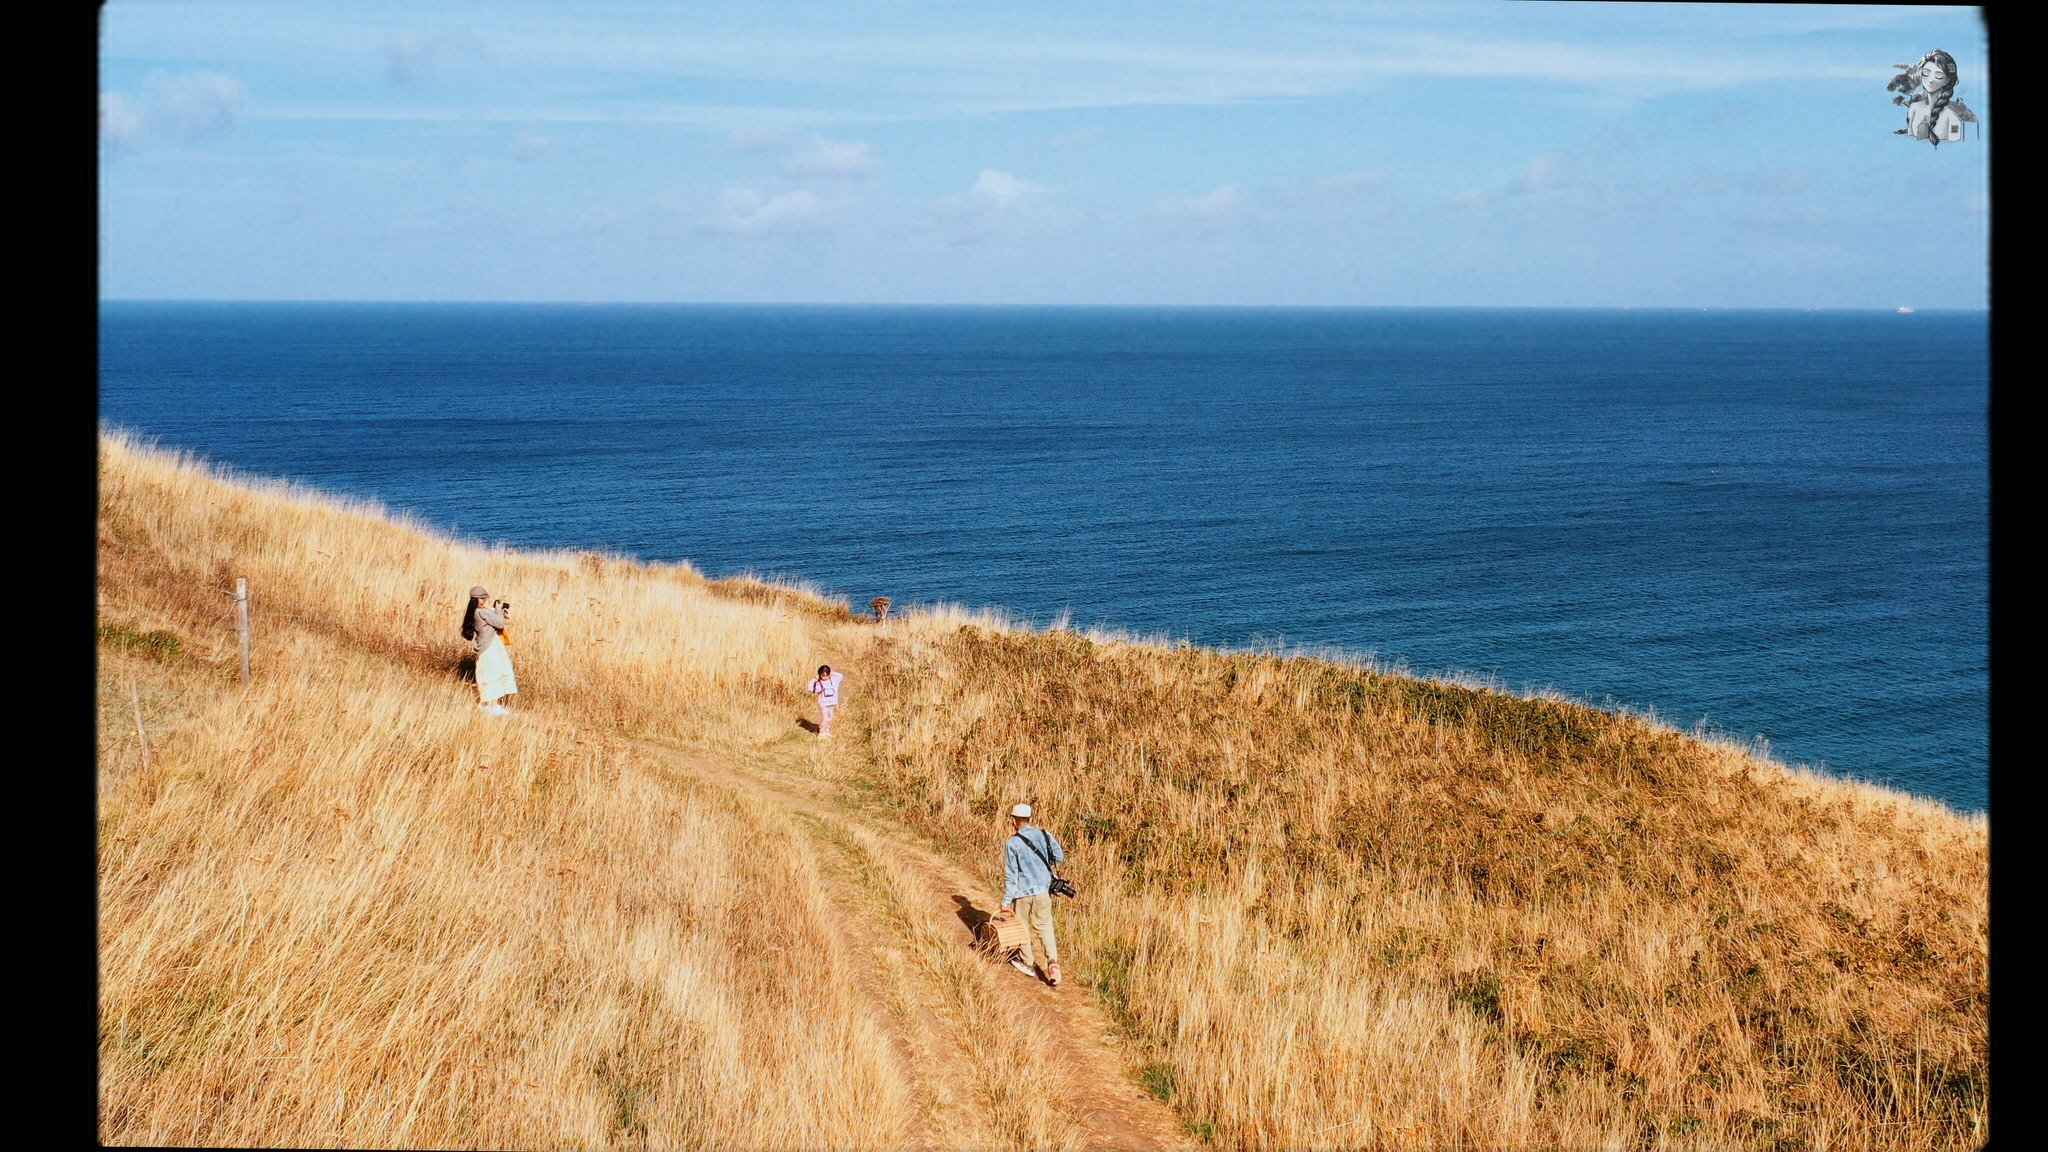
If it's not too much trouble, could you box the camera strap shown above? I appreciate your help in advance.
[1014,829,1060,878]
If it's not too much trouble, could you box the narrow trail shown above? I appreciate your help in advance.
[565,696,1196,1139]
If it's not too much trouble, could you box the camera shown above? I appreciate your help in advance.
[496,599,511,611]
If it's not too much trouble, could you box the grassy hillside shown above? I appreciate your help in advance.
[98,432,1986,1149]
[97,434,1078,1149]
[857,624,1987,1149]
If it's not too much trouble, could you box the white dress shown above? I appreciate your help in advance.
[477,633,518,702]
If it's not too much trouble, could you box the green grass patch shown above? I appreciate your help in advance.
[1451,968,1504,1025]
[98,622,185,662]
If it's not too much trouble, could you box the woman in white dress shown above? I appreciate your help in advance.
[463,584,518,714]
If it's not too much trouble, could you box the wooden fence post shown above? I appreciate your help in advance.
[235,577,251,687]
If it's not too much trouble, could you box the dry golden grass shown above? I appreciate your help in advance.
[99,431,1988,1150]
[99,648,905,1147]
[99,433,905,1147]
[856,624,1989,1150]
[97,432,846,754]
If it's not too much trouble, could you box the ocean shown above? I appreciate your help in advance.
[97,302,1989,811]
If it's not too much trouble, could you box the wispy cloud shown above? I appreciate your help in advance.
[383,28,484,86]
[100,93,144,151]
[1510,153,1569,195]
[1279,171,1388,203]
[701,188,833,236]
[205,10,1920,132]
[970,169,1036,209]
[1506,130,1643,196]
[1152,183,1241,234]
[780,136,879,178]
[100,70,248,152]
[927,169,1047,244]
[1044,126,1107,151]
[509,130,553,162]
[720,126,793,153]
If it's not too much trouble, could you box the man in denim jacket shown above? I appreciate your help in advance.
[1000,802,1066,986]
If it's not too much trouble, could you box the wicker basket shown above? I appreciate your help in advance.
[979,911,1030,954]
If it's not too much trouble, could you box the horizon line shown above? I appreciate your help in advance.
[98,298,1991,313]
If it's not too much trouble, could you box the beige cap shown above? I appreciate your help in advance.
[470,585,490,599]
[1010,803,1033,818]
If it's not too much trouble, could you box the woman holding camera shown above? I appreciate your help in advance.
[462,584,518,714]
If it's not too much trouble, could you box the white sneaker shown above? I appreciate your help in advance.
[486,704,509,715]
[1011,957,1038,978]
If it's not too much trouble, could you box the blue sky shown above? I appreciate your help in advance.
[99,2,1989,307]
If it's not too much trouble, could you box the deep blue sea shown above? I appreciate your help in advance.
[97,303,1988,812]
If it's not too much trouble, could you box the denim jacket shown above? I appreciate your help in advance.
[1003,826,1065,903]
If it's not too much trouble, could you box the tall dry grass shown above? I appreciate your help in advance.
[100,431,1989,1150]
[97,636,907,1147]
[856,623,1989,1150]
[99,434,904,1146]
[98,431,859,753]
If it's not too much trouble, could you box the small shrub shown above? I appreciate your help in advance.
[98,623,184,663]
[1451,969,1504,1025]
[1140,1061,1176,1102]
[1092,943,1136,1025]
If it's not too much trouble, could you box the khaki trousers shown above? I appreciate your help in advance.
[1014,892,1059,967]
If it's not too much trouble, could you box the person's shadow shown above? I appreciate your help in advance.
[453,654,476,683]
[952,894,993,936]
[796,717,820,734]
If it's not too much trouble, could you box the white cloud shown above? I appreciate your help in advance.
[143,70,246,139]
[1510,154,1567,194]
[100,70,246,152]
[127,12,1940,132]
[1154,183,1241,228]
[1506,131,1641,196]
[971,169,1036,208]
[100,92,143,151]
[925,169,1046,244]
[510,130,553,161]
[702,188,832,236]
[1451,188,1486,209]
[781,135,878,178]
[435,21,1894,121]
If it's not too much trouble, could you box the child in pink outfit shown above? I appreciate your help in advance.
[809,664,845,738]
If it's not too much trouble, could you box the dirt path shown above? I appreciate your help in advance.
[613,729,1191,1152]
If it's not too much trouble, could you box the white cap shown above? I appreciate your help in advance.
[1010,803,1033,818]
